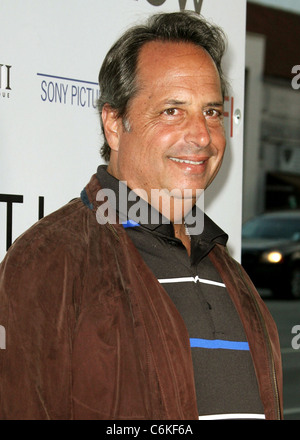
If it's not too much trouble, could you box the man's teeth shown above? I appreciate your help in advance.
[170,157,204,165]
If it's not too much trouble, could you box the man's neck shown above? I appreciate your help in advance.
[173,223,191,256]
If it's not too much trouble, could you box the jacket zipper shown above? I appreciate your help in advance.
[249,288,281,420]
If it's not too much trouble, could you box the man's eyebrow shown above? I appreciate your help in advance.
[206,101,224,107]
[164,99,188,106]
[162,100,224,107]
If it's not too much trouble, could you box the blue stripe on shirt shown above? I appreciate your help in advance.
[190,338,250,351]
[122,219,140,228]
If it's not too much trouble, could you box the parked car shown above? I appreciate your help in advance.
[242,211,300,299]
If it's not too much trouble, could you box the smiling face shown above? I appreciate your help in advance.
[103,40,226,213]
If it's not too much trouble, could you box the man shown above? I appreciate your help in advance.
[0,12,282,420]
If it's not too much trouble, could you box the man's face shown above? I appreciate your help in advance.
[105,40,226,208]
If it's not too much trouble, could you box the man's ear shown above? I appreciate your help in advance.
[101,104,121,152]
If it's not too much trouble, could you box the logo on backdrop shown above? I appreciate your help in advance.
[37,1,203,106]
[0,64,12,98]
[0,194,44,252]
[138,0,204,14]
[37,73,100,108]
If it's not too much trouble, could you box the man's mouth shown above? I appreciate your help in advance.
[169,157,206,165]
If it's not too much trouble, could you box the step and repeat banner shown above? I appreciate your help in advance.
[0,0,246,260]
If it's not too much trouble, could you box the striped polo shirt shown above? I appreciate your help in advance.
[96,165,265,420]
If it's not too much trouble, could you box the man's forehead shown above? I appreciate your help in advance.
[136,40,220,83]
[138,40,211,65]
[135,40,222,97]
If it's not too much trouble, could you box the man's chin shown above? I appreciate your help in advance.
[148,188,203,224]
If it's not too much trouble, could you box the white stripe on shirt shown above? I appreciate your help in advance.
[158,275,226,288]
[198,413,266,420]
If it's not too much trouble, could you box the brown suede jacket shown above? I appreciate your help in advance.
[0,174,283,419]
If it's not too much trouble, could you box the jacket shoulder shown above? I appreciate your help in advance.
[0,197,96,301]
[2,198,89,263]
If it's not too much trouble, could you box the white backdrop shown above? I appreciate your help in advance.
[0,0,246,261]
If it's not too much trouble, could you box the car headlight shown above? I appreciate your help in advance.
[261,251,283,263]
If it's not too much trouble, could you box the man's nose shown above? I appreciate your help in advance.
[184,114,211,148]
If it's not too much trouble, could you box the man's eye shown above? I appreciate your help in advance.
[163,108,179,116]
[204,109,223,118]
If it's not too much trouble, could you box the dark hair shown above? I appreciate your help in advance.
[97,11,228,161]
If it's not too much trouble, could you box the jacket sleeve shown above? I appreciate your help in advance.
[0,229,79,419]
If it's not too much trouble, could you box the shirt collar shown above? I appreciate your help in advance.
[96,164,175,236]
